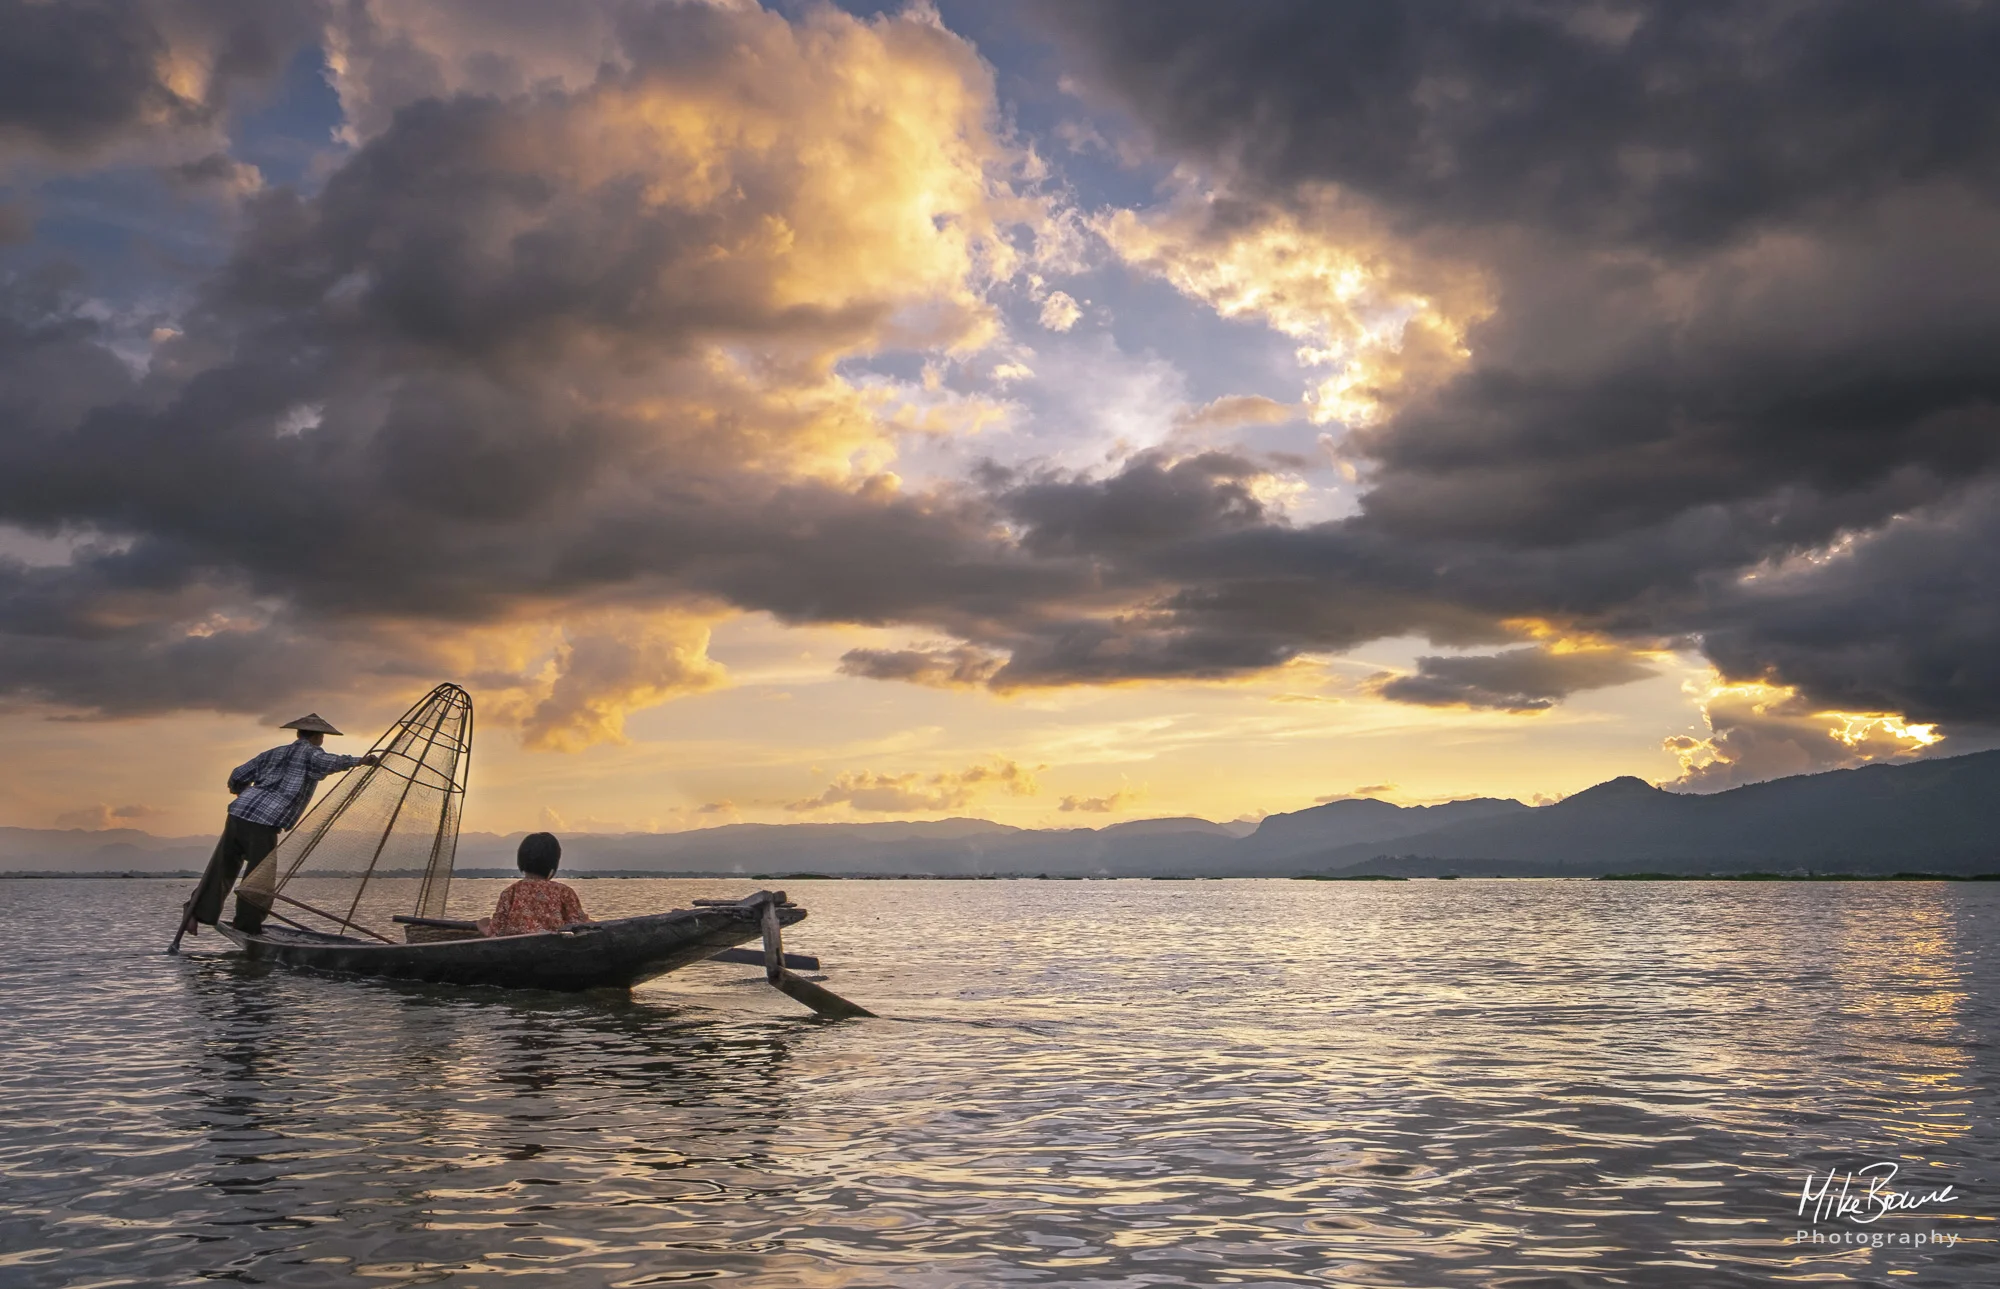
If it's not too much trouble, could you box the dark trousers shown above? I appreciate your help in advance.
[188,815,281,929]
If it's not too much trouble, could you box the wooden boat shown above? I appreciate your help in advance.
[179,683,870,1016]
[217,893,807,992]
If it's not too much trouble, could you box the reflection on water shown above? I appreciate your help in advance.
[1,877,1996,1286]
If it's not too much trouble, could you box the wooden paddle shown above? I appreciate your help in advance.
[757,896,873,1019]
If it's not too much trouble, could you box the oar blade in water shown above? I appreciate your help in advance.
[773,971,875,1019]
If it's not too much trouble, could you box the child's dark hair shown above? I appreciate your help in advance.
[517,832,562,877]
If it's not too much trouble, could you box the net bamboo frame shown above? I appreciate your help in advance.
[247,683,474,941]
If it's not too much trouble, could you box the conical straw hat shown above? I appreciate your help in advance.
[280,713,344,735]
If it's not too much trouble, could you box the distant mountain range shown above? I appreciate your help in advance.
[7,749,1999,878]
[1312,751,2000,877]
[0,825,214,875]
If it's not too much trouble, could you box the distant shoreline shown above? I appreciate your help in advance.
[1598,871,2000,882]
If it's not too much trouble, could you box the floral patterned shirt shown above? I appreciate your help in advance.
[482,877,590,936]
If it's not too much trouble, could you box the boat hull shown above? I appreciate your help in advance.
[216,905,806,991]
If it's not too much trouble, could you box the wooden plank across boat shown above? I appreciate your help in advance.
[217,891,805,992]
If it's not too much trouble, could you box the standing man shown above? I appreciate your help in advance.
[175,714,378,945]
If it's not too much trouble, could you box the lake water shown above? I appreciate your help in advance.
[2,876,1996,1287]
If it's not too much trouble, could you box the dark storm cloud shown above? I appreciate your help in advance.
[990,618,1301,689]
[837,646,1004,689]
[0,0,314,160]
[1346,198,2000,547]
[1030,0,2000,727]
[998,452,1271,557]
[0,0,177,154]
[1038,0,2000,250]
[7,0,2000,753]
[0,3,1096,729]
[1700,484,2000,723]
[1375,645,1659,713]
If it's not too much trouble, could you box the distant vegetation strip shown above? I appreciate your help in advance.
[1,870,203,879]
[1599,871,2000,881]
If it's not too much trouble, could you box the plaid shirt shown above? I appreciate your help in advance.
[227,740,367,830]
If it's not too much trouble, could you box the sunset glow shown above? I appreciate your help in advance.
[2,1,1992,839]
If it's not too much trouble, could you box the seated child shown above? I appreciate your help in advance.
[480,832,591,936]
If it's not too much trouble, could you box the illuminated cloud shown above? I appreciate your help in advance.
[1172,394,1297,435]
[1098,187,1489,425]
[787,758,1039,814]
[1315,785,1396,803]
[514,612,729,753]
[1665,681,1941,793]
[1058,789,1140,813]
[1038,289,1082,331]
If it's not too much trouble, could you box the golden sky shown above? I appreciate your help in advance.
[1,1,1989,837]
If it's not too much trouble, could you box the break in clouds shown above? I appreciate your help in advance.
[3,0,1999,787]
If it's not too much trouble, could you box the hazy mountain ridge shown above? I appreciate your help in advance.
[7,750,1998,876]
[1311,752,2000,876]
[0,826,213,874]
[1236,796,1530,866]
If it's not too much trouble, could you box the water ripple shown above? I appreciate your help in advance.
[1,877,1996,1286]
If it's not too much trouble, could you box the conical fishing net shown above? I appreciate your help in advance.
[241,683,473,942]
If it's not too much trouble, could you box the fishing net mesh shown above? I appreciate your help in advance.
[247,684,473,939]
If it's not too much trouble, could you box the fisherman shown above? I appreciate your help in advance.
[178,714,379,940]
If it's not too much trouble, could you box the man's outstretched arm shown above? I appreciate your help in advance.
[304,747,379,774]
